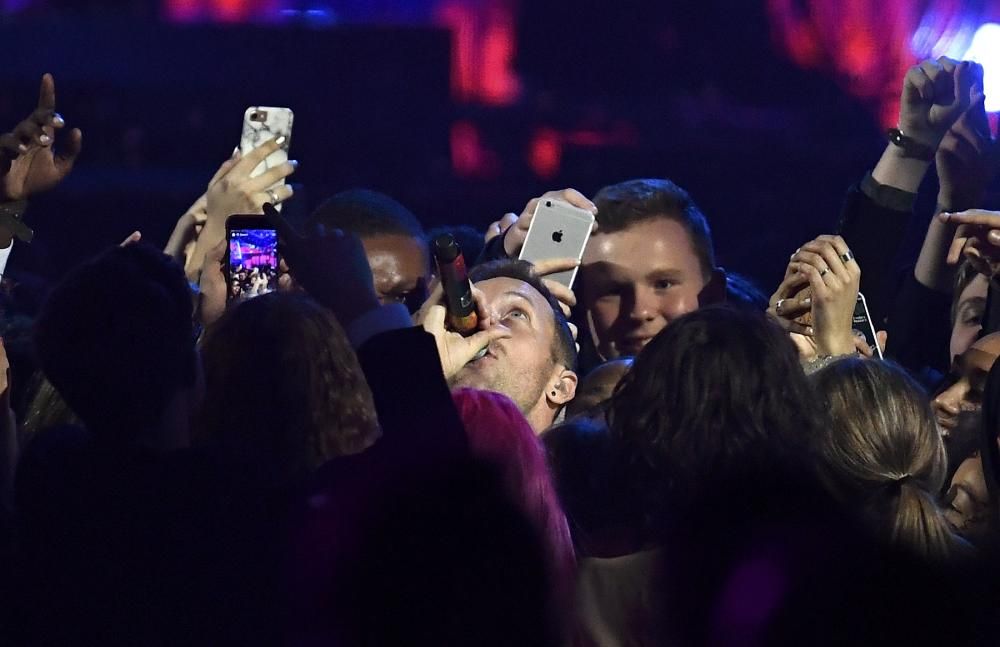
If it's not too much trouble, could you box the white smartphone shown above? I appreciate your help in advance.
[853,292,883,359]
[240,107,294,207]
[518,199,595,289]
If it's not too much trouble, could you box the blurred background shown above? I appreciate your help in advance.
[1,0,999,290]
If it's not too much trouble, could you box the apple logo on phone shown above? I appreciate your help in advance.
[552,230,564,243]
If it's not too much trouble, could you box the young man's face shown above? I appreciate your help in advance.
[451,276,562,419]
[579,218,706,359]
[361,234,430,312]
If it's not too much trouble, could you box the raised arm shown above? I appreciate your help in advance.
[0,74,82,277]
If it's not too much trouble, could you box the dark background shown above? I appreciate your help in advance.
[1,1,996,295]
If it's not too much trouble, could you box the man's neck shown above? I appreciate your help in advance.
[524,402,557,436]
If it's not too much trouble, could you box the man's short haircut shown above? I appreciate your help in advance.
[34,244,196,441]
[308,188,427,241]
[469,259,577,372]
[593,178,716,280]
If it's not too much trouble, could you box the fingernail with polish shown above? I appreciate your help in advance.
[52,113,65,126]
[17,144,27,153]
[289,159,299,169]
[231,146,240,158]
[39,134,51,145]
[802,297,811,306]
[275,136,286,146]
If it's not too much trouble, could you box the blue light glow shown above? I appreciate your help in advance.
[963,23,1000,112]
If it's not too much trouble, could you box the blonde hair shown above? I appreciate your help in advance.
[812,358,960,560]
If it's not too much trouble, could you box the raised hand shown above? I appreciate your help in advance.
[788,236,861,357]
[771,236,861,357]
[485,212,518,244]
[940,210,1000,279]
[164,154,239,277]
[501,188,597,258]
[204,138,295,224]
[0,74,82,202]
[768,263,813,336]
[899,57,978,151]
[190,140,296,276]
[528,257,582,343]
[937,87,998,211]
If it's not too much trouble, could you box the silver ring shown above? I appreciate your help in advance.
[266,188,279,204]
[776,298,787,313]
[819,268,828,277]
[840,250,854,263]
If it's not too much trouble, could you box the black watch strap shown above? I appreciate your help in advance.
[886,127,936,161]
[0,199,34,242]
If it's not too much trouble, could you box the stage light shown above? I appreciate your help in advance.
[962,23,1000,112]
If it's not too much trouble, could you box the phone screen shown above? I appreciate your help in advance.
[853,293,883,358]
[228,228,279,302]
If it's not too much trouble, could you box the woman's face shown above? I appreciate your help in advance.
[933,333,1000,435]
[950,274,988,362]
[944,451,992,543]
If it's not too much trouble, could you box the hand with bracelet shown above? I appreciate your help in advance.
[0,73,82,247]
[188,138,297,279]
[874,57,979,193]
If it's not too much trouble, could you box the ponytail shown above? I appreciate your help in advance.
[891,481,959,561]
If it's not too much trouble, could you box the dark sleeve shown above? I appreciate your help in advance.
[885,272,953,375]
[355,326,467,466]
[836,173,914,329]
[475,230,509,265]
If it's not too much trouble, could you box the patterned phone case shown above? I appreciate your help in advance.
[239,106,293,183]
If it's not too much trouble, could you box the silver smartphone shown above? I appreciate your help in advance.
[517,199,595,289]
[853,292,883,359]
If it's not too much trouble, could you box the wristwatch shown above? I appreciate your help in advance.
[0,199,34,242]
[886,127,936,161]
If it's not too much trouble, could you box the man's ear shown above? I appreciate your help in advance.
[546,368,578,407]
[699,267,727,307]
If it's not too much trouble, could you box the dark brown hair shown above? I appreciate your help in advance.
[593,178,715,281]
[198,293,378,480]
[608,306,818,532]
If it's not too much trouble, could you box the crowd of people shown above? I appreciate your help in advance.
[1,57,1000,645]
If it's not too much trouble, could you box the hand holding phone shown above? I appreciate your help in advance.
[504,189,596,257]
[518,199,595,289]
[853,293,884,359]
[240,106,294,210]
